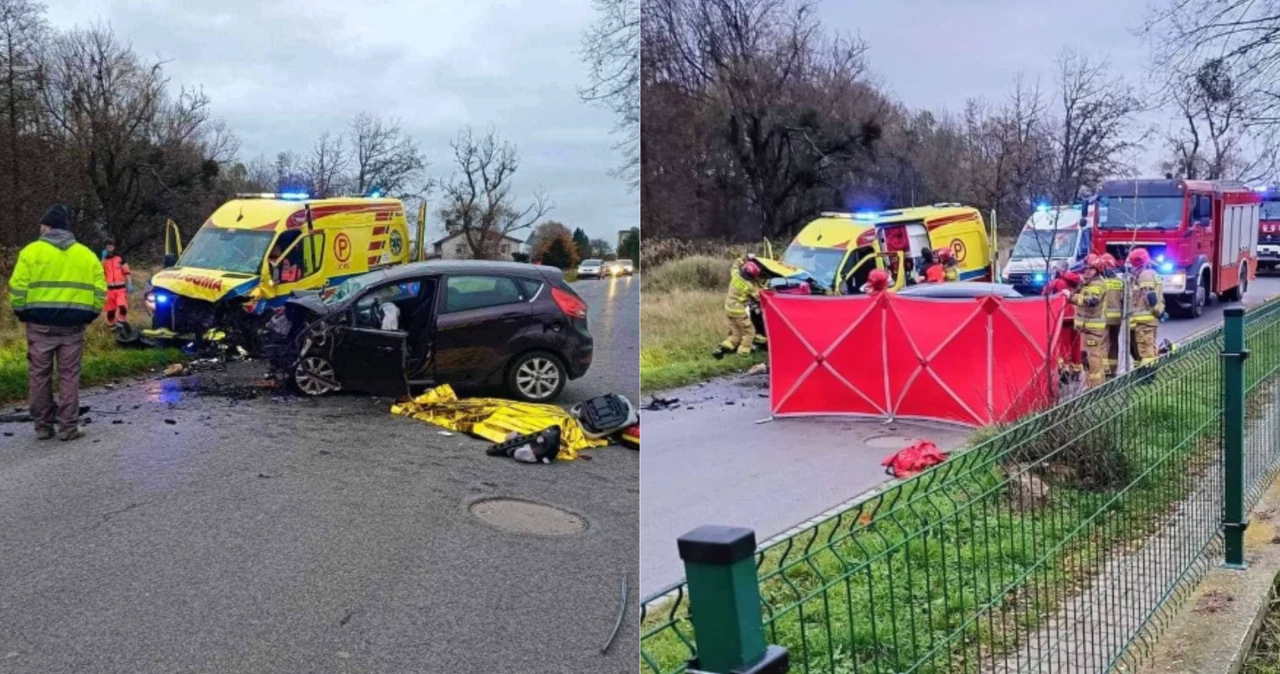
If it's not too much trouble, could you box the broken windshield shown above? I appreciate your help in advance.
[323,275,372,305]
[1098,195,1184,230]
[781,244,845,288]
[177,228,275,275]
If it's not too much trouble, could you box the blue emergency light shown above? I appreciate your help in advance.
[156,293,169,305]
[853,211,878,221]
[1033,272,1047,284]
[1159,261,1175,274]
[1036,203,1050,213]
[368,189,383,198]
[279,192,309,200]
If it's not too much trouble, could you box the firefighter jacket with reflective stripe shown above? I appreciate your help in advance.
[1103,273,1124,324]
[1129,268,1164,325]
[944,266,958,282]
[103,254,130,288]
[1072,277,1108,331]
[9,229,105,327]
[724,268,761,316]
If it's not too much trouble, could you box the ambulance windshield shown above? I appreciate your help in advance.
[1010,230,1078,260]
[177,228,276,275]
[781,244,845,288]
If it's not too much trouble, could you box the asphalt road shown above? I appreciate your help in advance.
[639,275,1280,597]
[0,276,639,674]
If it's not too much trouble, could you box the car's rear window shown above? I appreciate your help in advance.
[515,277,544,298]
[444,275,526,313]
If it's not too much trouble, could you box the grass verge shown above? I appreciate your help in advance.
[640,288,764,393]
[1243,578,1280,674]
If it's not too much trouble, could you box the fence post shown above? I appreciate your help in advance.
[1224,306,1250,569]
[678,525,789,674]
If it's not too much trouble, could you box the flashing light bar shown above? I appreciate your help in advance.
[1158,261,1175,274]
[236,192,311,200]
[853,211,879,221]
[1035,203,1050,213]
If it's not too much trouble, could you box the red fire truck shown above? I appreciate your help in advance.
[1091,179,1260,318]
[1257,187,1280,272]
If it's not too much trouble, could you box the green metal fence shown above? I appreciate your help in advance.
[642,300,1280,674]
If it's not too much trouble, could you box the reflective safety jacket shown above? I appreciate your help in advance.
[103,254,130,289]
[8,229,106,327]
[724,266,761,316]
[944,266,958,282]
[1104,273,1124,325]
[1129,268,1164,325]
[1072,277,1108,331]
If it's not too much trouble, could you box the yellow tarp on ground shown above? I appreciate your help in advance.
[390,384,607,461]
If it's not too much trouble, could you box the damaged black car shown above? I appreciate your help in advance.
[270,261,593,402]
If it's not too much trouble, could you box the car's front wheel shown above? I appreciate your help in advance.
[507,351,567,402]
[293,356,340,396]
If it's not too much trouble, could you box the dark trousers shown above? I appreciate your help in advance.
[26,323,86,431]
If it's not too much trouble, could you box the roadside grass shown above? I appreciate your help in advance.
[641,325,1255,674]
[0,261,183,404]
[640,288,765,393]
[1243,579,1280,674]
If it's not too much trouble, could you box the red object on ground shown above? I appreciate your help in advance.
[881,441,949,479]
[760,290,1066,426]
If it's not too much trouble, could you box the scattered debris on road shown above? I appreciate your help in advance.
[601,574,628,655]
[163,364,185,377]
[390,385,606,460]
[645,397,680,411]
[571,394,637,439]
[0,405,91,424]
[487,426,561,464]
[881,440,949,479]
[747,363,768,376]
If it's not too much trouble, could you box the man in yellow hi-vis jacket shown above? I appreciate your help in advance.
[713,258,765,359]
[1101,253,1124,377]
[8,205,106,441]
[1074,254,1111,389]
[1126,247,1165,367]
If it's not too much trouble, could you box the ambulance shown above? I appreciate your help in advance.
[1000,203,1092,296]
[144,193,419,344]
[767,204,994,294]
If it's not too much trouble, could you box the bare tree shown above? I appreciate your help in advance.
[0,0,47,243]
[438,126,551,259]
[1051,49,1140,202]
[1160,58,1279,182]
[348,112,427,197]
[274,150,304,191]
[644,0,886,240]
[37,24,235,251]
[306,130,349,197]
[589,237,614,257]
[580,0,639,189]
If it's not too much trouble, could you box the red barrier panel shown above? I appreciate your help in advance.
[761,291,1066,427]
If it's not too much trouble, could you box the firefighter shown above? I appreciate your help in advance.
[1126,247,1164,367]
[101,239,133,328]
[917,247,936,284]
[928,248,957,283]
[1074,254,1111,389]
[1100,253,1124,377]
[1045,261,1083,380]
[867,268,890,294]
[713,258,765,359]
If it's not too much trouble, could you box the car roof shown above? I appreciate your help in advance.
[376,260,553,281]
[898,282,1025,299]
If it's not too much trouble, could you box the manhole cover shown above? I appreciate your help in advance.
[864,434,919,449]
[469,498,586,536]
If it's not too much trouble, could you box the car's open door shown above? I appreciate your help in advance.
[331,327,409,399]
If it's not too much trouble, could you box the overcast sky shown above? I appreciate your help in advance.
[45,0,638,247]
[822,0,1170,177]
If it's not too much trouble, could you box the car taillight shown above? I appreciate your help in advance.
[552,286,588,319]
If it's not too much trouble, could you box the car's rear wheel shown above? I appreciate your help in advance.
[507,351,567,402]
[294,356,340,396]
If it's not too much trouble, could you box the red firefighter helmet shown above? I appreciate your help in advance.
[740,260,762,280]
[935,247,954,262]
[1127,247,1151,268]
[867,268,890,291]
[1101,253,1118,269]
[1084,253,1106,272]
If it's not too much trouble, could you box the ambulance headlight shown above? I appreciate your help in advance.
[145,291,157,313]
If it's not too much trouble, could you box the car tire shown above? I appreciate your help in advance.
[507,351,567,402]
[293,356,340,396]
